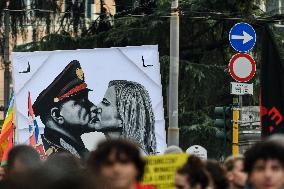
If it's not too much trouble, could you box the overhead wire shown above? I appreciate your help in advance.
[0,2,284,28]
[1,8,284,23]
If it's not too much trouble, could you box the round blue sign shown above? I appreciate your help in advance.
[229,22,256,52]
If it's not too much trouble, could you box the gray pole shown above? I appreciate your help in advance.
[4,9,10,116]
[168,0,179,146]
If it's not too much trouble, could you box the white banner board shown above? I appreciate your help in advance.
[186,145,207,160]
[12,46,166,157]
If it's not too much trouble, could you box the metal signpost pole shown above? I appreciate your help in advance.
[168,0,179,146]
[232,97,240,156]
[229,22,256,155]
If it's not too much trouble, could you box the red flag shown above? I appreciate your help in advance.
[28,92,46,159]
[28,92,36,146]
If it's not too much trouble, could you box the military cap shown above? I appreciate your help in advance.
[33,60,91,117]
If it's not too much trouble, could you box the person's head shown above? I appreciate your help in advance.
[33,60,101,136]
[6,145,41,176]
[164,145,183,154]
[244,141,284,189]
[44,152,83,179]
[206,160,229,189]
[87,139,145,189]
[97,80,156,154]
[266,134,284,147]
[175,156,211,189]
[224,155,247,189]
[43,152,84,189]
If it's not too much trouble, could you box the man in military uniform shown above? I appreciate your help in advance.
[33,60,101,158]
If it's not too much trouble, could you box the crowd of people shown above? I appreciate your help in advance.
[0,136,283,189]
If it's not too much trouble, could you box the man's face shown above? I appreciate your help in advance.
[249,159,284,189]
[99,151,138,189]
[59,91,101,132]
[230,160,248,188]
[175,173,191,189]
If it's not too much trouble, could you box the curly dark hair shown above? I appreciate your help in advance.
[244,141,284,174]
[206,160,229,189]
[87,139,146,181]
[177,156,211,189]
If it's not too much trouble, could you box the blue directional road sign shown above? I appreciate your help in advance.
[229,22,256,52]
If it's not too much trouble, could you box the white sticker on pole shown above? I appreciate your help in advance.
[228,53,256,82]
[230,82,253,95]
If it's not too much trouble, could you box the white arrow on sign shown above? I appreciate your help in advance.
[231,31,253,44]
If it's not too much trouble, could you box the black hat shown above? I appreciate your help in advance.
[33,60,91,117]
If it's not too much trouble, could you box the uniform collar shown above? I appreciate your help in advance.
[43,128,89,158]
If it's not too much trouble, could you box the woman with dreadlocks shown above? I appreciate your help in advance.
[97,80,156,155]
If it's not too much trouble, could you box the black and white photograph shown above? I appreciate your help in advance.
[12,46,166,157]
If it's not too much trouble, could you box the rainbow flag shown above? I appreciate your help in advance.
[1,127,13,165]
[0,93,14,145]
[0,93,14,165]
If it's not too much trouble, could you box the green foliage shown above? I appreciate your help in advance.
[180,0,256,14]
[0,0,26,39]
[180,118,230,159]
[31,0,60,34]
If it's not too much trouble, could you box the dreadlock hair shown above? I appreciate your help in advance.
[108,80,156,154]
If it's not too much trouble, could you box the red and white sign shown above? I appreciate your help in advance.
[229,53,256,82]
